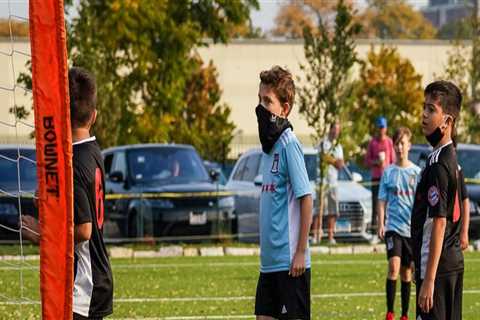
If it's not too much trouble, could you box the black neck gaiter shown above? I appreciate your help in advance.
[426,126,444,147]
[255,104,292,154]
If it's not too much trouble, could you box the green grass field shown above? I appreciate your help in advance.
[1,251,480,319]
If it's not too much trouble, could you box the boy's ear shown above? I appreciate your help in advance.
[282,102,291,118]
[441,115,452,131]
[90,110,97,127]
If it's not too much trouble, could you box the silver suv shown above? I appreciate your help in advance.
[226,148,372,242]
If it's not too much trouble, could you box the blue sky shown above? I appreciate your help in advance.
[0,0,429,33]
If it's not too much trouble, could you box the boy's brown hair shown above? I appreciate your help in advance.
[259,66,295,114]
[69,67,97,129]
[393,127,412,145]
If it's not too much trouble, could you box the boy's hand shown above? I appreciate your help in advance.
[377,224,385,240]
[460,232,469,251]
[290,250,306,277]
[418,279,435,314]
[21,215,40,244]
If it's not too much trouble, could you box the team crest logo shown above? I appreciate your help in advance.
[428,186,440,207]
[271,153,279,174]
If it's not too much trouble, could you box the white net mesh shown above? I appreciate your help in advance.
[0,1,40,318]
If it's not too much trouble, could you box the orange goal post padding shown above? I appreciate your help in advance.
[29,0,74,319]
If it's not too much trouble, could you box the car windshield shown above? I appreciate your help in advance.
[304,154,351,182]
[127,147,210,184]
[0,148,37,192]
[457,148,480,180]
[409,146,431,168]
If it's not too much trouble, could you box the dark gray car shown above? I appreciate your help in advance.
[102,144,235,240]
[411,143,480,239]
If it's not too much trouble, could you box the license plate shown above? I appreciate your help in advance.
[335,219,351,233]
[189,211,207,225]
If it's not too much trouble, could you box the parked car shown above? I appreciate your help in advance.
[0,145,37,242]
[203,161,228,185]
[410,143,480,239]
[102,144,235,240]
[226,148,372,242]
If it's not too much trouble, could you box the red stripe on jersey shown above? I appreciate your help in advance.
[453,189,460,223]
[95,168,105,229]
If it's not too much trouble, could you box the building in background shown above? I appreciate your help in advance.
[422,0,474,29]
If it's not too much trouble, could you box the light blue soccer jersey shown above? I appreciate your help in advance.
[259,128,312,273]
[378,163,421,238]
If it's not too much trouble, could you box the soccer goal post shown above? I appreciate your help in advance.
[30,0,74,318]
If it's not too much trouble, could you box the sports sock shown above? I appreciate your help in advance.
[386,278,396,313]
[401,281,411,316]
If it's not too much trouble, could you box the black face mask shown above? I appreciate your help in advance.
[255,104,292,154]
[425,126,444,147]
[425,116,451,147]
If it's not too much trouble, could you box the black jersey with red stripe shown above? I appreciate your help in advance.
[411,141,464,279]
[73,137,113,318]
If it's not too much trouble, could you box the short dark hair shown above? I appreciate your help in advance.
[393,127,412,145]
[260,66,295,112]
[424,80,462,120]
[69,67,96,128]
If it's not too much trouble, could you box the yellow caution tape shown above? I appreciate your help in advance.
[105,191,234,200]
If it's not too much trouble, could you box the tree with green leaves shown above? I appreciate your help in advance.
[298,0,361,236]
[173,55,235,163]
[68,0,257,152]
[345,46,424,161]
[16,0,258,162]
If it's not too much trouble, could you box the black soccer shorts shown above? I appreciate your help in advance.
[255,269,311,320]
[385,231,413,267]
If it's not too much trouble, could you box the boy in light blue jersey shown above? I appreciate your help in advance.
[378,127,421,320]
[254,66,313,320]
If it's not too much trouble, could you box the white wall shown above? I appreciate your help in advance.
[0,39,33,143]
[197,39,465,141]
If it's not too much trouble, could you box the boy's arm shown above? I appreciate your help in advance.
[21,215,92,244]
[461,198,470,250]
[419,217,446,313]
[377,171,388,240]
[377,200,386,240]
[74,174,93,244]
[21,215,40,243]
[290,194,313,277]
[75,223,92,244]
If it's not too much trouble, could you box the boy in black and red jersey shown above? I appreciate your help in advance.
[411,81,463,320]
[23,67,113,319]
